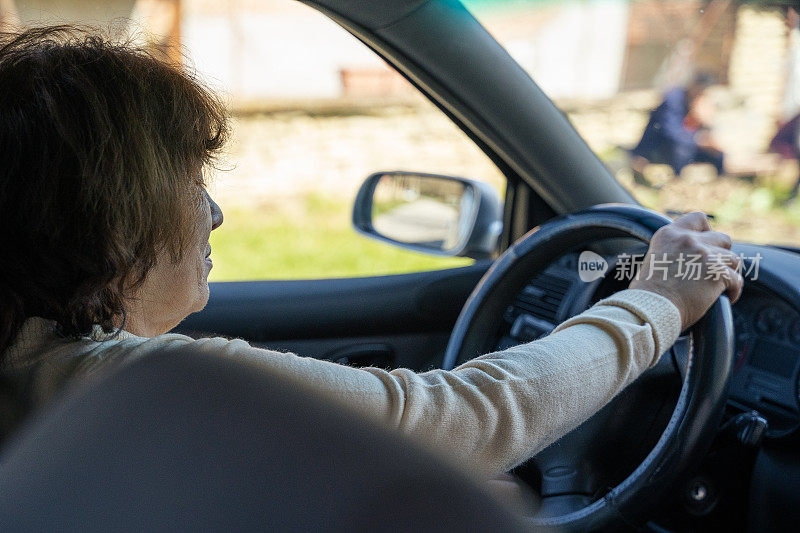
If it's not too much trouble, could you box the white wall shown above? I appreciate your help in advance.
[478,0,630,100]
[182,0,630,102]
[15,0,136,25]
[14,1,630,102]
[182,3,382,99]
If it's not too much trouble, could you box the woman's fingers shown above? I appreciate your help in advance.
[673,211,712,232]
[705,247,744,303]
[703,245,742,268]
[631,215,741,330]
[673,212,730,248]
[699,230,733,249]
[673,213,740,302]
[723,268,745,303]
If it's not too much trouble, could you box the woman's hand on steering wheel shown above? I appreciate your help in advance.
[631,211,743,331]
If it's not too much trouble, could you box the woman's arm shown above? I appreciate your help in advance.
[71,213,739,479]
[181,288,678,479]
[187,213,743,478]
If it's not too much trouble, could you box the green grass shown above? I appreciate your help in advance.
[208,194,472,281]
[210,180,800,282]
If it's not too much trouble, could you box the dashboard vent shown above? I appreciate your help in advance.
[513,273,572,323]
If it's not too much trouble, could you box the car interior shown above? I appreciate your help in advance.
[1,0,799,531]
[0,345,529,532]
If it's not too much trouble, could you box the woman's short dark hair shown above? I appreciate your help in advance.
[0,25,228,361]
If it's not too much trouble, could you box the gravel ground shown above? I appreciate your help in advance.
[208,106,800,248]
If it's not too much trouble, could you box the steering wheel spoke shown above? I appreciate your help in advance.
[535,456,600,500]
[537,494,596,519]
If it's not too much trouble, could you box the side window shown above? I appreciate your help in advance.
[4,0,505,281]
[179,2,506,281]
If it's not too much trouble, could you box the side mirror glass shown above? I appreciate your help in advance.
[352,171,502,259]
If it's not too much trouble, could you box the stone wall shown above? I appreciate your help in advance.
[210,106,507,208]
[726,4,789,152]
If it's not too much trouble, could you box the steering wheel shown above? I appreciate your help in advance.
[443,204,734,531]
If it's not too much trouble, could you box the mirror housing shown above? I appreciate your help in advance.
[352,171,502,259]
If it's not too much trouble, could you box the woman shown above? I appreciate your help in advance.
[0,27,743,480]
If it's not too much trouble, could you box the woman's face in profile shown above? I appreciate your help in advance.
[128,189,223,335]
[194,190,224,303]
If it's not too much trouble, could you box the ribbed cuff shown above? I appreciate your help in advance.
[596,289,682,360]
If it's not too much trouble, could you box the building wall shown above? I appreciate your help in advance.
[2,1,793,159]
[469,0,630,99]
[621,0,737,90]
[181,0,629,102]
[13,0,136,25]
[182,0,384,100]
[725,4,789,152]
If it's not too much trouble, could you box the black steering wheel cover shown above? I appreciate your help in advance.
[443,204,734,531]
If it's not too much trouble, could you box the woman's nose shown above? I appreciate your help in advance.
[206,191,223,230]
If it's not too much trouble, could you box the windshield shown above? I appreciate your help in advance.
[464,0,800,247]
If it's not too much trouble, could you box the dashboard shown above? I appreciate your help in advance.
[487,240,800,529]
[730,287,800,435]
[495,243,800,439]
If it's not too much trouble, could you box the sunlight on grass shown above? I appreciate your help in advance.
[209,174,800,282]
[208,194,472,281]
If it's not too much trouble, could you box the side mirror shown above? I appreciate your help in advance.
[352,171,503,260]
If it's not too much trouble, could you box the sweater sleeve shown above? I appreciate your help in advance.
[176,288,681,478]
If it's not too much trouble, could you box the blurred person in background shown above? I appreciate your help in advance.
[769,7,800,203]
[630,72,724,184]
[769,114,800,202]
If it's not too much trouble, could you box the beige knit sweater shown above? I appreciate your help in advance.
[2,288,680,478]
